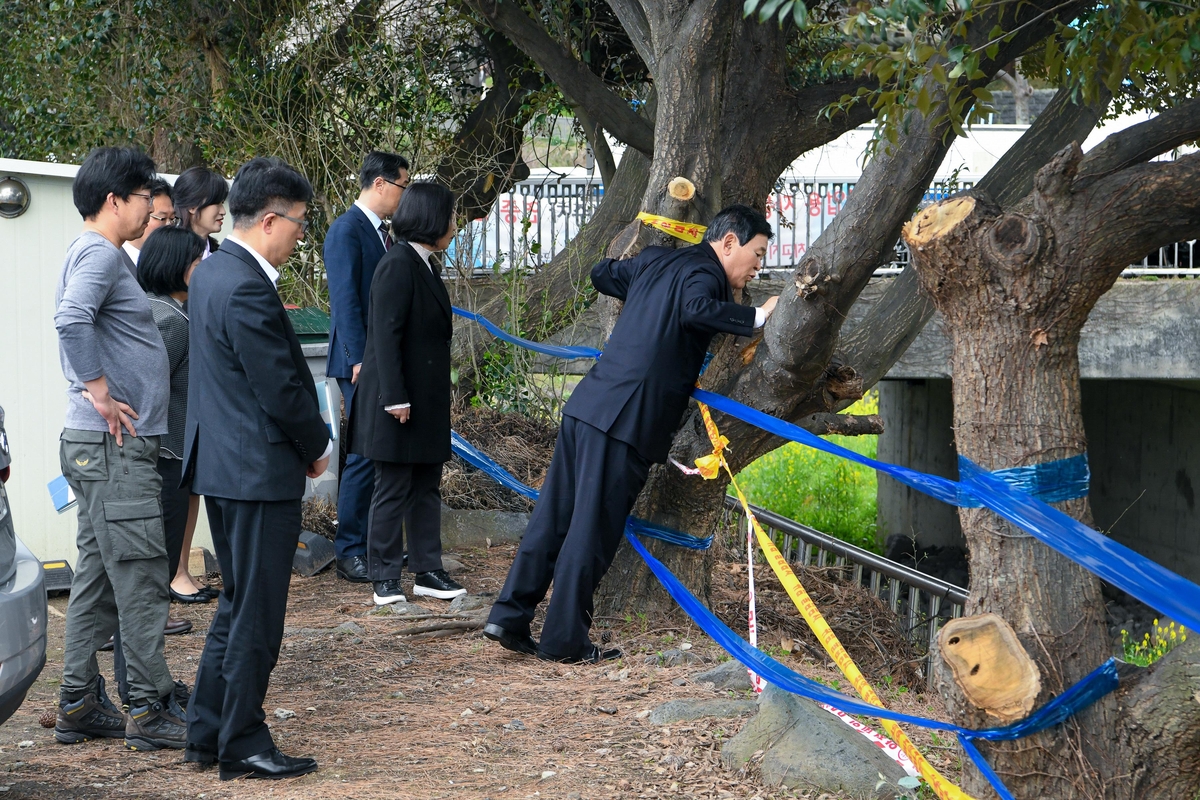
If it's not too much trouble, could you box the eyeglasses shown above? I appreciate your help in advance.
[128,192,154,204]
[381,178,408,191]
[274,211,310,235]
[149,214,176,224]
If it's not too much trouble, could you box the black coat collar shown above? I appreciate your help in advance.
[397,241,451,321]
[218,239,276,291]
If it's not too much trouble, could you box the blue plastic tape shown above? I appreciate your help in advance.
[693,389,1200,635]
[453,306,602,360]
[449,431,712,550]
[957,453,1090,507]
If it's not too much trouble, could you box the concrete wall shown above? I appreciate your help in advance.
[877,378,1200,584]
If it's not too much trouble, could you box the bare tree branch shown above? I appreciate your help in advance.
[1077,95,1200,182]
[604,0,656,75]
[463,0,655,156]
[802,412,884,436]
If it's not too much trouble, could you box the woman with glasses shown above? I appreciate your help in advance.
[350,183,467,607]
[173,166,228,259]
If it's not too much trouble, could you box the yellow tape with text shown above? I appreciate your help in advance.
[696,402,977,800]
[635,212,707,244]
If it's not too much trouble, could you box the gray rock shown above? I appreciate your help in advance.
[722,684,905,798]
[503,719,525,731]
[368,601,429,617]
[273,708,296,720]
[695,659,755,691]
[335,621,365,635]
[448,593,491,614]
[440,506,529,548]
[648,699,758,725]
[645,648,710,667]
[442,556,467,573]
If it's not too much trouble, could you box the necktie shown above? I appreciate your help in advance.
[379,222,393,251]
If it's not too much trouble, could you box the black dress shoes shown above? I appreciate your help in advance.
[335,555,370,583]
[170,587,212,604]
[483,623,539,656]
[538,642,623,664]
[219,747,318,781]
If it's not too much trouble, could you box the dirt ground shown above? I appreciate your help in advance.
[0,544,962,800]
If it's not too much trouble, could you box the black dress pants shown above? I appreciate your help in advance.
[488,415,651,660]
[367,461,444,579]
[185,496,299,762]
[114,456,190,705]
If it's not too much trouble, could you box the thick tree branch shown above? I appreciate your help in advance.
[435,29,545,220]
[803,412,884,436]
[575,106,617,187]
[604,0,656,75]
[1077,94,1200,182]
[464,0,655,156]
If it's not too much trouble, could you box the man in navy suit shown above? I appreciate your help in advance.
[324,152,409,582]
[183,157,330,779]
[485,205,779,663]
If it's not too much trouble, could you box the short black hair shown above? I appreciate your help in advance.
[228,157,314,227]
[72,147,157,219]
[137,227,205,295]
[703,204,774,246]
[359,151,410,189]
[147,177,173,201]
[391,182,456,246]
[173,166,228,231]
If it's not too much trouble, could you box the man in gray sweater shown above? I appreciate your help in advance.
[52,147,186,752]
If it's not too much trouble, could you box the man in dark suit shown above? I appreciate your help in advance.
[325,152,409,582]
[485,204,779,663]
[182,157,330,780]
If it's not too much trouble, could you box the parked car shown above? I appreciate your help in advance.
[0,405,47,724]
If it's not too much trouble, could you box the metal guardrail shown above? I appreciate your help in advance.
[721,495,968,680]
[444,175,1197,281]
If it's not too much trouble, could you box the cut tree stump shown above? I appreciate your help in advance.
[938,613,1041,723]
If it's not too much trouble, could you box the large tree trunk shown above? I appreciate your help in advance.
[905,132,1200,798]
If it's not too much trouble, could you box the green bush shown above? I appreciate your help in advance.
[733,393,880,553]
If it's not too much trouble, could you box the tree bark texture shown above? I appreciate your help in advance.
[905,136,1200,798]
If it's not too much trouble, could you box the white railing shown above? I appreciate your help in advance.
[445,174,1197,279]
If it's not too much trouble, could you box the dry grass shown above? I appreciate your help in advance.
[441,405,558,513]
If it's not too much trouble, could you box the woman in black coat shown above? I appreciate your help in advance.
[352,183,465,606]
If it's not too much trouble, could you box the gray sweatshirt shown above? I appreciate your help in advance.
[54,231,170,436]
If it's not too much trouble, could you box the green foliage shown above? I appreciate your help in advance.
[743,0,1200,155]
[734,392,881,552]
[1121,620,1188,667]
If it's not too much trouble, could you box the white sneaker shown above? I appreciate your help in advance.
[372,579,406,606]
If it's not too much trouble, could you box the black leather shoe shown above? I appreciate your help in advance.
[170,587,212,604]
[335,555,370,583]
[538,642,623,664]
[219,747,318,781]
[483,623,538,656]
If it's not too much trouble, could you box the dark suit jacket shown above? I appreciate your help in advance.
[325,205,387,380]
[563,243,756,463]
[350,242,453,464]
[182,240,330,501]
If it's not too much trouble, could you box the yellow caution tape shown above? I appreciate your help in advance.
[636,212,707,244]
[695,402,978,800]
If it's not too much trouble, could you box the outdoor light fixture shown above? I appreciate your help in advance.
[0,176,31,218]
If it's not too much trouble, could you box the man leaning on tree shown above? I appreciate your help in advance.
[485,204,779,663]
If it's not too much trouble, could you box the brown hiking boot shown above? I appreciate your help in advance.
[55,676,127,744]
[125,696,187,751]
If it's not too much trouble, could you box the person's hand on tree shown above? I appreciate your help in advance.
[307,455,330,479]
[760,295,780,318]
[388,406,411,423]
[82,383,138,446]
